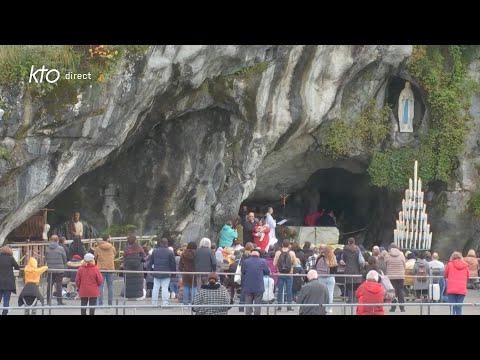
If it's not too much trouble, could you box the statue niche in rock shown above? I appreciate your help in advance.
[398,81,414,133]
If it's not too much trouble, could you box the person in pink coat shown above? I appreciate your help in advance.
[444,251,469,315]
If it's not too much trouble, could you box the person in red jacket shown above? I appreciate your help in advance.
[253,218,270,252]
[76,253,103,315]
[444,251,469,315]
[356,270,385,315]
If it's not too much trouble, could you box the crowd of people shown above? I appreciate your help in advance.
[0,204,477,315]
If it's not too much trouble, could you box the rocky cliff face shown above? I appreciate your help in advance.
[1,45,479,254]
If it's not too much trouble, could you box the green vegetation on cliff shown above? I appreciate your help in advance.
[368,45,478,190]
[322,100,390,158]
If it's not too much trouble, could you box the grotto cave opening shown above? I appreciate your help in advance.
[245,167,403,249]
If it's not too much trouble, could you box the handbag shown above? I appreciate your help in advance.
[380,273,395,301]
[358,250,365,268]
[234,260,242,285]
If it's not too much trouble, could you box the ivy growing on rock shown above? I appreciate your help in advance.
[469,191,480,217]
[322,100,390,159]
[368,45,478,190]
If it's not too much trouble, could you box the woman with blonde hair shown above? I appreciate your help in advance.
[316,244,337,312]
[463,249,479,289]
[444,251,469,315]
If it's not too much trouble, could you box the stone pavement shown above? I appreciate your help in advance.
[4,279,480,315]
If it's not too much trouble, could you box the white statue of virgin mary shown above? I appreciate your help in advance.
[398,81,414,133]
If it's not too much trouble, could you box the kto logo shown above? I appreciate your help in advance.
[29,65,60,84]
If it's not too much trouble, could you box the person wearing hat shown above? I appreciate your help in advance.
[192,272,231,315]
[65,254,83,299]
[76,253,103,315]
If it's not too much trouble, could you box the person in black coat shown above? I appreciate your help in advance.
[0,246,20,315]
[68,236,86,260]
[242,212,256,246]
[122,236,146,299]
[194,238,217,287]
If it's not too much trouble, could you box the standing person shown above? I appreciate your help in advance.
[148,238,176,306]
[291,242,305,269]
[413,251,430,300]
[253,218,270,252]
[94,235,116,307]
[0,246,20,315]
[18,257,47,314]
[192,272,231,315]
[45,235,67,305]
[302,242,314,268]
[218,221,238,249]
[242,212,256,246]
[68,235,86,261]
[76,253,103,315]
[179,242,197,305]
[265,207,277,249]
[65,255,82,299]
[194,238,216,287]
[265,247,278,288]
[59,236,69,254]
[385,243,406,312]
[316,244,337,313]
[273,240,296,311]
[297,270,329,315]
[444,251,469,315]
[463,249,479,289]
[238,242,254,312]
[169,247,182,299]
[234,216,244,246]
[377,250,388,275]
[122,235,146,299]
[356,270,385,315]
[241,250,270,315]
[69,211,84,239]
[429,252,446,302]
[342,238,363,303]
[305,247,319,272]
[145,248,154,298]
[292,258,304,300]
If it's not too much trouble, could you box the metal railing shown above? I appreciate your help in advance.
[2,267,477,315]
[1,301,478,315]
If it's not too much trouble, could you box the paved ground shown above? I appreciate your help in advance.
[4,279,480,315]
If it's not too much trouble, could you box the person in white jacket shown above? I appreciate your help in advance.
[265,207,277,249]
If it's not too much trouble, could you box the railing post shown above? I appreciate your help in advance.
[48,271,52,315]
[115,299,119,316]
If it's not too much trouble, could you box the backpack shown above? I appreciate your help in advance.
[416,261,427,282]
[278,251,292,274]
[315,256,330,275]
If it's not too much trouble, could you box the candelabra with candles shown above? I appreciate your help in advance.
[393,160,432,251]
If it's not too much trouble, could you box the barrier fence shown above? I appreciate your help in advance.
[3,268,478,315]
[1,302,478,315]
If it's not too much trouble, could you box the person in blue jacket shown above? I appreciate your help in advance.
[241,250,270,315]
